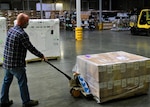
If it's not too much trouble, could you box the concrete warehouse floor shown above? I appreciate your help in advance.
[1,29,150,107]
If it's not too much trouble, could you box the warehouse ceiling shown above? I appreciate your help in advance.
[0,0,39,1]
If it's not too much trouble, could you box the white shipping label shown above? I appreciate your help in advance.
[139,61,145,67]
[116,56,128,60]
[127,63,133,68]
[134,77,139,86]
[146,61,150,68]
[141,76,145,82]
[139,76,145,86]
[146,75,150,82]
[114,80,121,86]
[134,62,139,70]
[122,79,127,87]
[120,64,126,72]
[107,81,113,89]
[127,78,134,84]
[107,65,112,74]
[99,66,106,72]
[99,82,107,89]
[113,64,120,71]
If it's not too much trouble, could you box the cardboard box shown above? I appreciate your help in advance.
[76,51,150,103]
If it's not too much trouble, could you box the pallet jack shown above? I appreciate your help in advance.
[45,60,93,99]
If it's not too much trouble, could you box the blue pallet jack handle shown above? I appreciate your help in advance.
[77,75,91,95]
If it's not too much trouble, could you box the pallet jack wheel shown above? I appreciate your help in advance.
[70,88,81,98]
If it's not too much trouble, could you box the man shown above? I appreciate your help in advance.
[0,13,47,107]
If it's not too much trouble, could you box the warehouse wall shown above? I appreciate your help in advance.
[0,0,149,11]
[14,1,38,10]
[112,0,148,10]
[43,0,75,11]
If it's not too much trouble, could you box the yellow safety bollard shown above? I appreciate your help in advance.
[75,27,83,40]
[98,23,103,30]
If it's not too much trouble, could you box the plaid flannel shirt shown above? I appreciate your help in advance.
[3,25,44,69]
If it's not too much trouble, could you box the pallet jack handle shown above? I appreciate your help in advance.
[44,60,72,81]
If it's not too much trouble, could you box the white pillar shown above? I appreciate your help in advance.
[40,0,43,19]
[98,0,103,30]
[75,0,83,40]
[76,0,81,27]
[99,0,102,23]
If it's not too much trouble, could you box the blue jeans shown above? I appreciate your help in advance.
[1,67,30,104]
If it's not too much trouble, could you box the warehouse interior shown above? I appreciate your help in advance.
[0,30,150,107]
[0,0,149,31]
[0,0,150,107]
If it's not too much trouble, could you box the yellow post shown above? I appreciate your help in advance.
[75,27,83,40]
[98,23,103,30]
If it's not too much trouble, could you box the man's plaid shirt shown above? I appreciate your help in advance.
[3,25,44,69]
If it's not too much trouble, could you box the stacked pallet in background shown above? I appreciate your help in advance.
[76,51,150,103]
[24,19,61,61]
[0,10,41,30]
[103,22,113,30]
[0,10,116,31]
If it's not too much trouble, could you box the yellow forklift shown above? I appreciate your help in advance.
[130,9,150,36]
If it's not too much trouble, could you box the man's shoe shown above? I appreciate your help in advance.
[23,100,39,107]
[0,100,13,107]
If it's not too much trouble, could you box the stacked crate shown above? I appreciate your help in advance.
[103,22,113,30]
[76,51,150,103]
[23,19,61,61]
[0,10,41,30]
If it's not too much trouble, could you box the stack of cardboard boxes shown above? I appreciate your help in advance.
[76,51,150,103]
[0,10,41,30]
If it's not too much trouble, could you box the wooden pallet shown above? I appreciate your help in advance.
[26,56,60,64]
[103,22,113,30]
[0,57,60,66]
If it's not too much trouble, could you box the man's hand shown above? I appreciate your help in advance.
[41,56,48,61]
